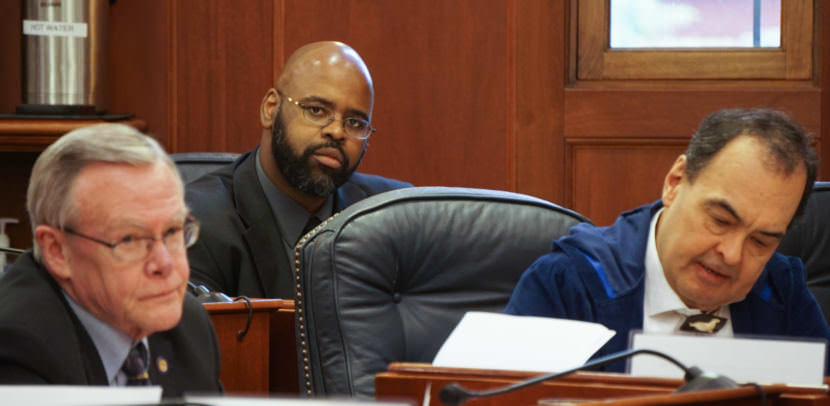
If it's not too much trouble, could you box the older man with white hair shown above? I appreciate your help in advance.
[0,124,222,397]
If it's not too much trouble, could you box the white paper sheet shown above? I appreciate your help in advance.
[432,312,616,372]
[630,332,827,386]
[0,385,161,406]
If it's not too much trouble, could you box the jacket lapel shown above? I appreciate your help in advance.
[334,174,371,212]
[232,151,291,298]
[44,263,109,385]
[147,335,173,395]
[730,268,785,335]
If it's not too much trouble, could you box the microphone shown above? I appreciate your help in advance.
[438,348,738,406]
[187,281,233,303]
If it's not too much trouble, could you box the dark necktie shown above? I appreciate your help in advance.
[122,341,151,386]
[679,312,727,334]
[297,216,322,245]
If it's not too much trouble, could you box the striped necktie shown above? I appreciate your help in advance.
[121,341,151,386]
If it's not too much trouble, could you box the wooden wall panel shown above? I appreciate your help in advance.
[0,1,21,115]
[1,0,829,235]
[280,0,511,189]
[514,0,567,203]
[564,88,822,223]
[821,0,830,179]
[173,0,273,153]
[109,2,170,146]
[564,88,821,138]
[567,140,687,226]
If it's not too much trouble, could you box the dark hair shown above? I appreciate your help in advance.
[684,108,818,219]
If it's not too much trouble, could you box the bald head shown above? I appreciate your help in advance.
[257,41,376,212]
[277,41,373,105]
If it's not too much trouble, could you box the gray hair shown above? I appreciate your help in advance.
[27,123,181,259]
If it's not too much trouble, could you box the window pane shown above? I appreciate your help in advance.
[610,0,781,48]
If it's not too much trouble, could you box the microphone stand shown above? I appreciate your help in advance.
[439,348,739,406]
[0,247,24,255]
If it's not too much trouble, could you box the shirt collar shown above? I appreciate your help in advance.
[643,208,699,317]
[63,291,143,385]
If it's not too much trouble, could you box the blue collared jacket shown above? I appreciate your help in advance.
[505,201,830,373]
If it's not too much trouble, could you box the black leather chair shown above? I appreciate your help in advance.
[293,187,591,397]
[778,181,830,323]
[169,152,240,184]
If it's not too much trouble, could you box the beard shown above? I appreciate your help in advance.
[270,109,364,198]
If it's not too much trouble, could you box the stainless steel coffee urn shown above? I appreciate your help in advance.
[18,0,109,115]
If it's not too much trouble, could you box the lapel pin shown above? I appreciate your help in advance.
[157,356,169,374]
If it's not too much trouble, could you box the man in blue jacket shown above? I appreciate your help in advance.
[506,108,830,373]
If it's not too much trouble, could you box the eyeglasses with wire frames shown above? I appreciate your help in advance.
[279,91,376,140]
[63,216,200,263]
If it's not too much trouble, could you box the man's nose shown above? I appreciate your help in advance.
[145,238,174,276]
[322,117,348,141]
[717,232,743,266]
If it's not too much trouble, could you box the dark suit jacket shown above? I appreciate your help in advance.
[186,149,412,298]
[0,252,222,397]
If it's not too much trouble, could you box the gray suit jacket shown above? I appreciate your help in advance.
[186,150,411,298]
[0,252,222,397]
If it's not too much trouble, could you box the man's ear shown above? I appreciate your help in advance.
[35,224,72,280]
[260,88,280,128]
[662,154,688,208]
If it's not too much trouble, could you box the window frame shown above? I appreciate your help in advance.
[576,0,813,80]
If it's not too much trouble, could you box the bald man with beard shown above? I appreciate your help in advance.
[186,41,411,298]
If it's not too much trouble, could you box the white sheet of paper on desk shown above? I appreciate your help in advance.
[432,311,616,372]
[0,385,161,406]
[630,332,827,386]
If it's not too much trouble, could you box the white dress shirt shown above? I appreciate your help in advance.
[642,208,733,336]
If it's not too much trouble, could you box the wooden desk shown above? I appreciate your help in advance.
[575,385,823,406]
[376,363,829,406]
[203,299,297,395]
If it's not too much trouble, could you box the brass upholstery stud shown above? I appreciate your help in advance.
[292,212,342,397]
